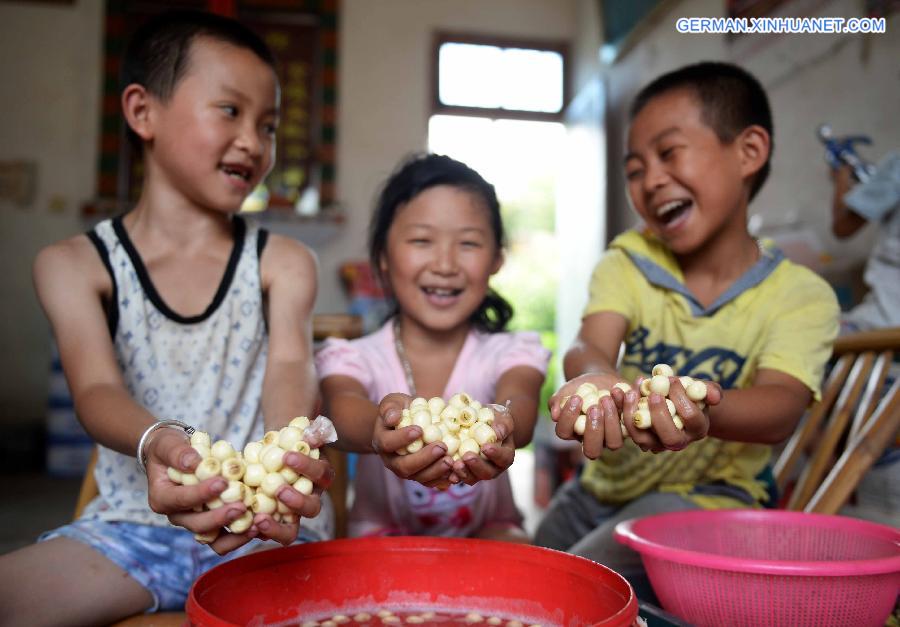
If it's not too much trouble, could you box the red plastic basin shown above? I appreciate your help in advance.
[187,536,638,626]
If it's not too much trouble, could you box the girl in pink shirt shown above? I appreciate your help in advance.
[317,154,550,541]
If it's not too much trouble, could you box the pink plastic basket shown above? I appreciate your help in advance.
[614,509,900,627]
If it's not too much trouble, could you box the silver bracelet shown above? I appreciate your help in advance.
[136,420,194,475]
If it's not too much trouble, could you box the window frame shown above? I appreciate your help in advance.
[431,31,569,123]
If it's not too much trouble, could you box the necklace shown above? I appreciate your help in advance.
[393,318,417,396]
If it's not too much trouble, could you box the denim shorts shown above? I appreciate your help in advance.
[40,519,323,612]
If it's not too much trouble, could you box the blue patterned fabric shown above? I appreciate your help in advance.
[40,519,324,611]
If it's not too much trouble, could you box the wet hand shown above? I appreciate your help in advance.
[549,373,627,444]
[624,377,720,453]
[451,403,515,485]
[145,434,256,552]
[374,393,453,486]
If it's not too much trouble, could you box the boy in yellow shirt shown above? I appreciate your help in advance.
[535,62,839,599]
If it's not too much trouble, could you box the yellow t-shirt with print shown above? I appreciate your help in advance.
[579,229,839,508]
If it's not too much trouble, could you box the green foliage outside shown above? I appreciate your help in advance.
[491,173,560,418]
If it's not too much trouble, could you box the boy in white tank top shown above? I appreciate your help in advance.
[0,10,332,624]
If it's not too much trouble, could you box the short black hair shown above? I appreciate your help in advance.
[630,61,773,200]
[121,10,276,147]
[369,153,513,333]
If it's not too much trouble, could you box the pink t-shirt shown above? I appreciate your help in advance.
[315,320,550,538]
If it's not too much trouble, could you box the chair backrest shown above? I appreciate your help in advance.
[773,327,900,514]
[73,447,99,520]
[74,313,363,539]
[312,313,364,343]
[311,313,363,538]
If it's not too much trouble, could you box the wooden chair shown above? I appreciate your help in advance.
[311,313,363,343]
[311,313,364,539]
[71,313,362,625]
[773,326,900,514]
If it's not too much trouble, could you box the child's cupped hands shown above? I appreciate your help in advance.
[549,372,722,458]
[145,428,332,554]
[450,402,515,486]
[550,372,629,457]
[375,393,454,488]
[375,393,516,488]
[624,376,721,454]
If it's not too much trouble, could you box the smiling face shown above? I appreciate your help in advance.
[380,185,503,335]
[144,36,279,214]
[624,88,750,256]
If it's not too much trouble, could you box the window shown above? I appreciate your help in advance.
[428,33,569,424]
[432,33,567,122]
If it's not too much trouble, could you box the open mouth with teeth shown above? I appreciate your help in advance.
[655,198,693,226]
[422,286,463,303]
[222,164,252,182]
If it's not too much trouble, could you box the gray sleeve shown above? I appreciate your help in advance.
[843,151,900,221]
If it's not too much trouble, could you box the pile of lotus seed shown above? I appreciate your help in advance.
[166,416,323,544]
[395,392,498,461]
[301,610,542,626]
[567,364,708,439]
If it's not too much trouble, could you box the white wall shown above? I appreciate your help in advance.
[0,0,103,431]
[0,0,577,433]
[600,0,900,265]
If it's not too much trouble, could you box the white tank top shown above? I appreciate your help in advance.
[82,215,271,526]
